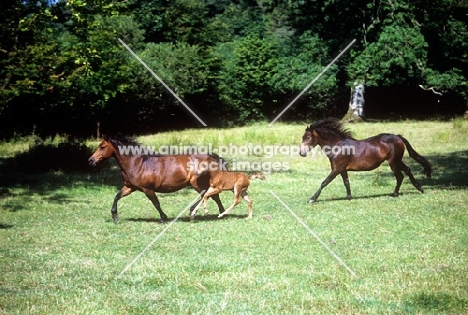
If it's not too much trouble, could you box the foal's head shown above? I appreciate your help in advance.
[88,135,117,166]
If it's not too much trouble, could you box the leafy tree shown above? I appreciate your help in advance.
[217,35,279,124]
[118,41,214,130]
[1,0,467,138]
[0,0,64,136]
[269,32,339,120]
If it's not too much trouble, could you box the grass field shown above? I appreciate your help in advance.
[1,120,467,314]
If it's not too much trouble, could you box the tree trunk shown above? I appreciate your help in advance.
[343,81,365,122]
[96,120,101,139]
[464,99,468,119]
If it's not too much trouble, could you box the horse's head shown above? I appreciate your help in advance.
[88,135,115,166]
[300,127,319,157]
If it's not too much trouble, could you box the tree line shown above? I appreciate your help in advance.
[1,0,467,138]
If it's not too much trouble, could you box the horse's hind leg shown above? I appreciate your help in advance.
[400,161,424,193]
[340,171,352,200]
[210,194,225,215]
[111,186,133,223]
[389,162,404,197]
[143,190,168,223]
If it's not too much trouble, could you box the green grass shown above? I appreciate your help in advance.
[1,120,467,314]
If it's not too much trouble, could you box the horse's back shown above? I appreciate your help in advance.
[340,134,404,171]
[360,133,401,144]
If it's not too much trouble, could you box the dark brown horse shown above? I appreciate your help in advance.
[88,135,227,223]
[300,118,432,203]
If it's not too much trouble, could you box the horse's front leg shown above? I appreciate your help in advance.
[341,171,352,200]
[143,190,168,223]
[111,186,133,223]
[211,193,225,214]
[308,171,339,203]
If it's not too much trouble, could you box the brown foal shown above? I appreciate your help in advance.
[190,171,264,220]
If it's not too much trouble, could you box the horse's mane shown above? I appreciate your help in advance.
[308,118,354,140]
[106,134,141,147]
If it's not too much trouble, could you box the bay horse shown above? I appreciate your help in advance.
[300,118,432,203]
[88,134,227,223]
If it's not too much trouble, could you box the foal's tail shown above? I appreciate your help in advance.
[398,135,432,178]
[249,173,265,180]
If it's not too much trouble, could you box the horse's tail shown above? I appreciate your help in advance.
[398,135,432,178]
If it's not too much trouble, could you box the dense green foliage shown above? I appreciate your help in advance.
[1,0,467,137]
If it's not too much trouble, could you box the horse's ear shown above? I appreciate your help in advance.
[102,134,108,141]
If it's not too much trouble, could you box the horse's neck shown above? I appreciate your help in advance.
[318,135,344,147]
[114,153,144,178]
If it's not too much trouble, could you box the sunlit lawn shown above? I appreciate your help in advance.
[1,120,467,314]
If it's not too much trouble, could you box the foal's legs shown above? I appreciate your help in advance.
[190,191,225,215]
[111,186,133,223]
[190,175,226,215]
[341,171,352,200]
[242,190,253,219]
[308,171,339,203]
[218,187,243,218]
[142,189,168,223]
[190,187,220,220]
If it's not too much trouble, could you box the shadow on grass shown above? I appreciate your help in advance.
[180,213,247,222]
[308,191,422,204]
[123,213,247,224]
[404,291,468,313]
[0,223,14,229]
[0,142,124,212]
[424,150,468,189]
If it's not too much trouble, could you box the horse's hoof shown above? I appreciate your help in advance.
[392,192,399,197]
[190,214,195,221]
[217,214,224,219]
[347,195,352,201]
[159,219,165,224]
[307,198,315,204]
